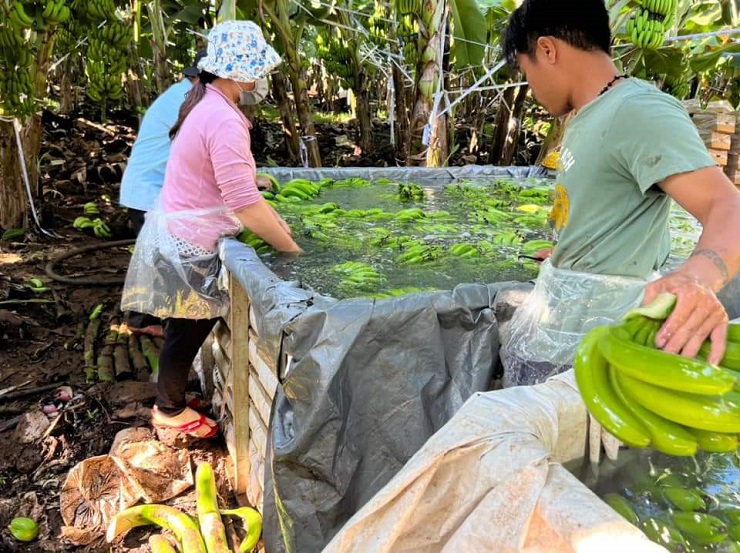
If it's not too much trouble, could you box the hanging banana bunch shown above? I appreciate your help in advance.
[6,0,71,31]
[625,0,676,50]
[0,11,35,116]
[316,28,354,88]
[663,72,691,100]
[76,0,132,114]
[397,14,418,68]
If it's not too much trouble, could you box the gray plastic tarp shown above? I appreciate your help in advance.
[220,238,531,552]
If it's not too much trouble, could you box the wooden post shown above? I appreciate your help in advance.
[228,273,251,497]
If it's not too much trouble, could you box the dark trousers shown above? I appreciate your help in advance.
[155,317,219,415]
[127,208,161,329]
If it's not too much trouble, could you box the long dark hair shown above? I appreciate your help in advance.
[169,71,218,139]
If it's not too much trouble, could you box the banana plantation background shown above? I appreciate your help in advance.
[0,0,738,228]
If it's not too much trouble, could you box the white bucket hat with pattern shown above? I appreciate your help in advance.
[197,20,281,82]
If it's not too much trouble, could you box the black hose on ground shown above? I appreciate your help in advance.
[45,239,136,286]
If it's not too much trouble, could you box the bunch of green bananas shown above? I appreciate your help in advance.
[84,0,115,20]
[0,26,24,50]
[604,484,739,550]
[395,243,438,264]
[7,1,34,29]
[395,207,426,222]
[625,8,667,49]
[273,179,321,202]
[316,32,354,84]
[25,278,49,293]
[39,0,71,25]
[664,74,690,100]
[492,232,523,247]
[448,243,479,258]
[83,201,100,215]
[575,293,740,457]
[395,0,421,16]
[0,69,35,116]
[85,52,126,102]
[74,216,112,238]
[236,228,272,254]
[96,20,132,49]
[641,0,675,17]
[332,261,384,290]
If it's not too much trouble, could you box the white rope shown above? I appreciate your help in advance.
[445,81,528,94]
[435,59,506,119]
[664,28,740,43]
[388,65,395,146]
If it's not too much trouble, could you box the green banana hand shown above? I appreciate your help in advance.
[660,487,706,512]
[600,326,735,395]
[641,518,690,551]
[603,493,639,526]
[574,327,651,448]
[686,427,738,453]
[610,368,697,456]
[672,512,728,545]
[619,374,740,433]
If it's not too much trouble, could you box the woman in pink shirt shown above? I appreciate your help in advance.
[122,20,301,438]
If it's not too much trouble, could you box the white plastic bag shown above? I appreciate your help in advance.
[121,204,240,320]
[501,260,656,387]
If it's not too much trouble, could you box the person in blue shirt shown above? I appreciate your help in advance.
[119,50,205,337]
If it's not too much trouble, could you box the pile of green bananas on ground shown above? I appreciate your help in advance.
[575,293,740,456]
[625,0,675,49]
[604,469,740,552]
[73,215,112,238]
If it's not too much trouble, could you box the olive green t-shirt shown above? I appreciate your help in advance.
[548,78,716,279]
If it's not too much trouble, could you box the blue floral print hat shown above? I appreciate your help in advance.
[198,20,281,82]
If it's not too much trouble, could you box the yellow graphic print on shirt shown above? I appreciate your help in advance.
[548,183,570,232]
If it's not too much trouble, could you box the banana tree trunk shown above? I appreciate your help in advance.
[0,30,55,228]
[271,71,300,163]
[0,121,27,229]
[59,55,77,115]
[259,1,321,166]
[409,0,446,166]
[288,69,321,166]
[499,84,528,165]
[488,84,516,164]
[354,66,373,154]
[391,59,410,162]
[148,0,170,94]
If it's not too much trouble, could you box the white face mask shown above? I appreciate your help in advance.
[238,78,269,105]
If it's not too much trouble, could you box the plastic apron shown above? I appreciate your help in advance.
[501,259,658,388]
[121,204,241,321]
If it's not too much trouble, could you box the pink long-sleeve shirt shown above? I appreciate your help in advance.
[161,84,262,252]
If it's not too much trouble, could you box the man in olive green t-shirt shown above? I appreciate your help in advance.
[549,78,715,279]
[503,0,740,368]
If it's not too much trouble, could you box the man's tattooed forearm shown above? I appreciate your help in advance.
[691,249,730,283]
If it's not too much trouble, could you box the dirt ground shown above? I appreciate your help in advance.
[0,103,535,551]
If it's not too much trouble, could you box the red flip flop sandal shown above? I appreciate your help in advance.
[152,411,219,439]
